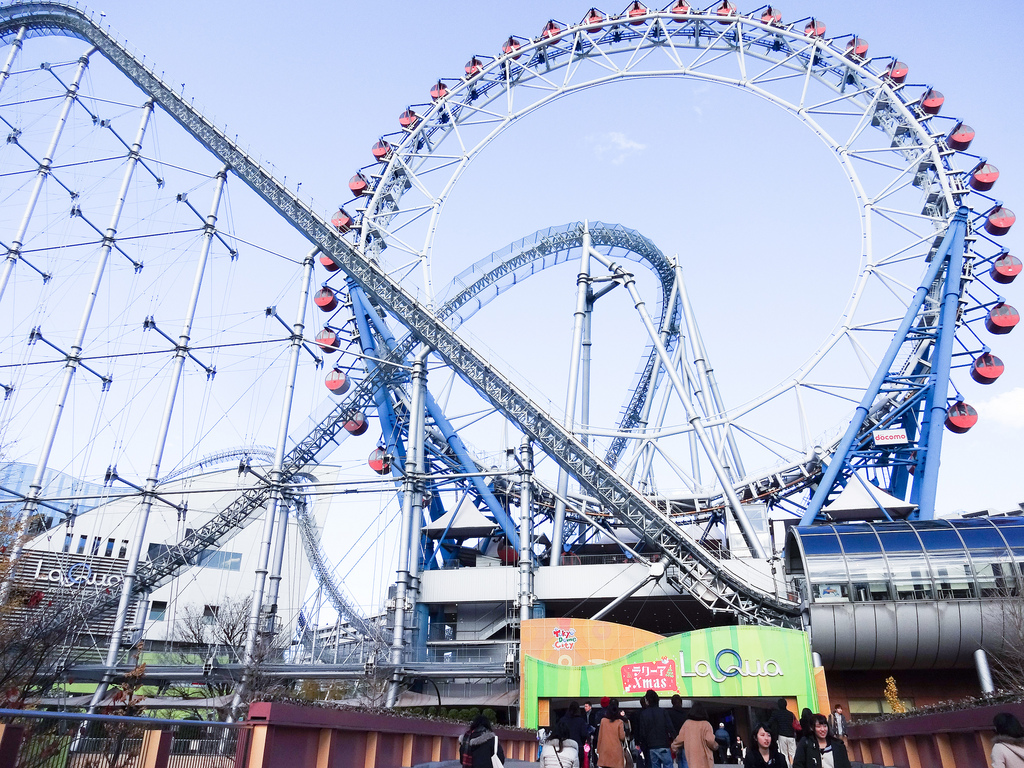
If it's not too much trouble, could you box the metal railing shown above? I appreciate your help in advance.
[0,709,252,768]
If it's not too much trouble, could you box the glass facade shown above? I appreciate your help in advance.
[786,518,1023,604]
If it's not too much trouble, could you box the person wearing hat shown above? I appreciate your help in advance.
[714,722,731,764]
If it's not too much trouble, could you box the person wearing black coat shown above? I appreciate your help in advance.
[636,690,677,768]
[668,696,688,768]
[743,723,787,768]
[562,702,591,754]
[460,715,506,768]
[792,714,851,768]
[798,709,814,744]
[766,699,798,766]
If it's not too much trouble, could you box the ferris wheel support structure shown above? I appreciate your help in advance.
[801,209,969,525]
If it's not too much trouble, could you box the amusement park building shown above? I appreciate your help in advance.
[409,511,1024,721]
[1,461,315,650]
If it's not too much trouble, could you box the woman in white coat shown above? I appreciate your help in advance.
[541,719,581,768]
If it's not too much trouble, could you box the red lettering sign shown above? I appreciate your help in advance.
[620,658,679,693]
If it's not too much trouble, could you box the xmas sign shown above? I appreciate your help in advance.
[620,657,679,693]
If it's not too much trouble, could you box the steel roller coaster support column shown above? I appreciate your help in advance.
[588,250,765,558]
[387,346,429,708]
[0,43,90,304]
[552,223,593,565]
[92,167,228,710]
[230,248,318,716]
[265,250,319,633]
[0,51,103,600]
[519,438,535,624]
[800,208,970,525]
[678,266,746,481]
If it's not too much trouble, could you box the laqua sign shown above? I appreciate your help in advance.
[520,621,818,729]
[32,559,124,587]
[679,648,782,683]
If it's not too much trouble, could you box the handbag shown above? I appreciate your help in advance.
[492,734,503,768]
[622,739,634,768]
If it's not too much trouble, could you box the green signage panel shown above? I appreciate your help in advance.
[523,625,817,729]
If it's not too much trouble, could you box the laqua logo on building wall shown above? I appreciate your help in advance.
[679,648,782,683]
[32,559,124,587]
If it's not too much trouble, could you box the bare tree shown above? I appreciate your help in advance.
[167,596,253,719]
[0,513,82,705]
[989,592,1024,693]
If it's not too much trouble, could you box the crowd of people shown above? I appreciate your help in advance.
[528,696,851,768]
[461,696,1024,768]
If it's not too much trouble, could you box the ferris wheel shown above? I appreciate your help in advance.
[0,2,1017,677]
[323,3,1017,535]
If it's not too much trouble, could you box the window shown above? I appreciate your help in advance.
[77,535,87,555]
[196,549,242,571]
[118,540,128,559]
[149,601,167,621]
[811,582,850,602]
[976,561,1017,597]
[202,605,219,625]
[63,533,72,553]
[104,538,115,558]
[90,536,101,556]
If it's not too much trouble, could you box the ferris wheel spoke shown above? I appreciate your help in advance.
[846,146,927,172]
[870,205,943,239]
[867,172,920,208]
[804,86,874,116]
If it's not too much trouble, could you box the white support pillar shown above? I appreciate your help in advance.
[588,251,765,558]
[551,223,592,566]
[90,166,228,710]
[0,94,152,602]
[386,345,429,707]
[0,47,94,303]
[518,438,534,623]
[232,249,318,714]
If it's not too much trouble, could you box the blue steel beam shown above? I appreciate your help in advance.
[354,288,521,551]
[800,208,970,525]
[913,217,968,517]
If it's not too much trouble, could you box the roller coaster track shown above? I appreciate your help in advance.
[0,3,799,624]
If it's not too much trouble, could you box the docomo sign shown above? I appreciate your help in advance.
[873,428,909,446]
[679,649,782,684]
[32,559,124,588]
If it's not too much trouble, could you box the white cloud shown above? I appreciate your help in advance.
[974,387,1024,429]
[587,131,646,165]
